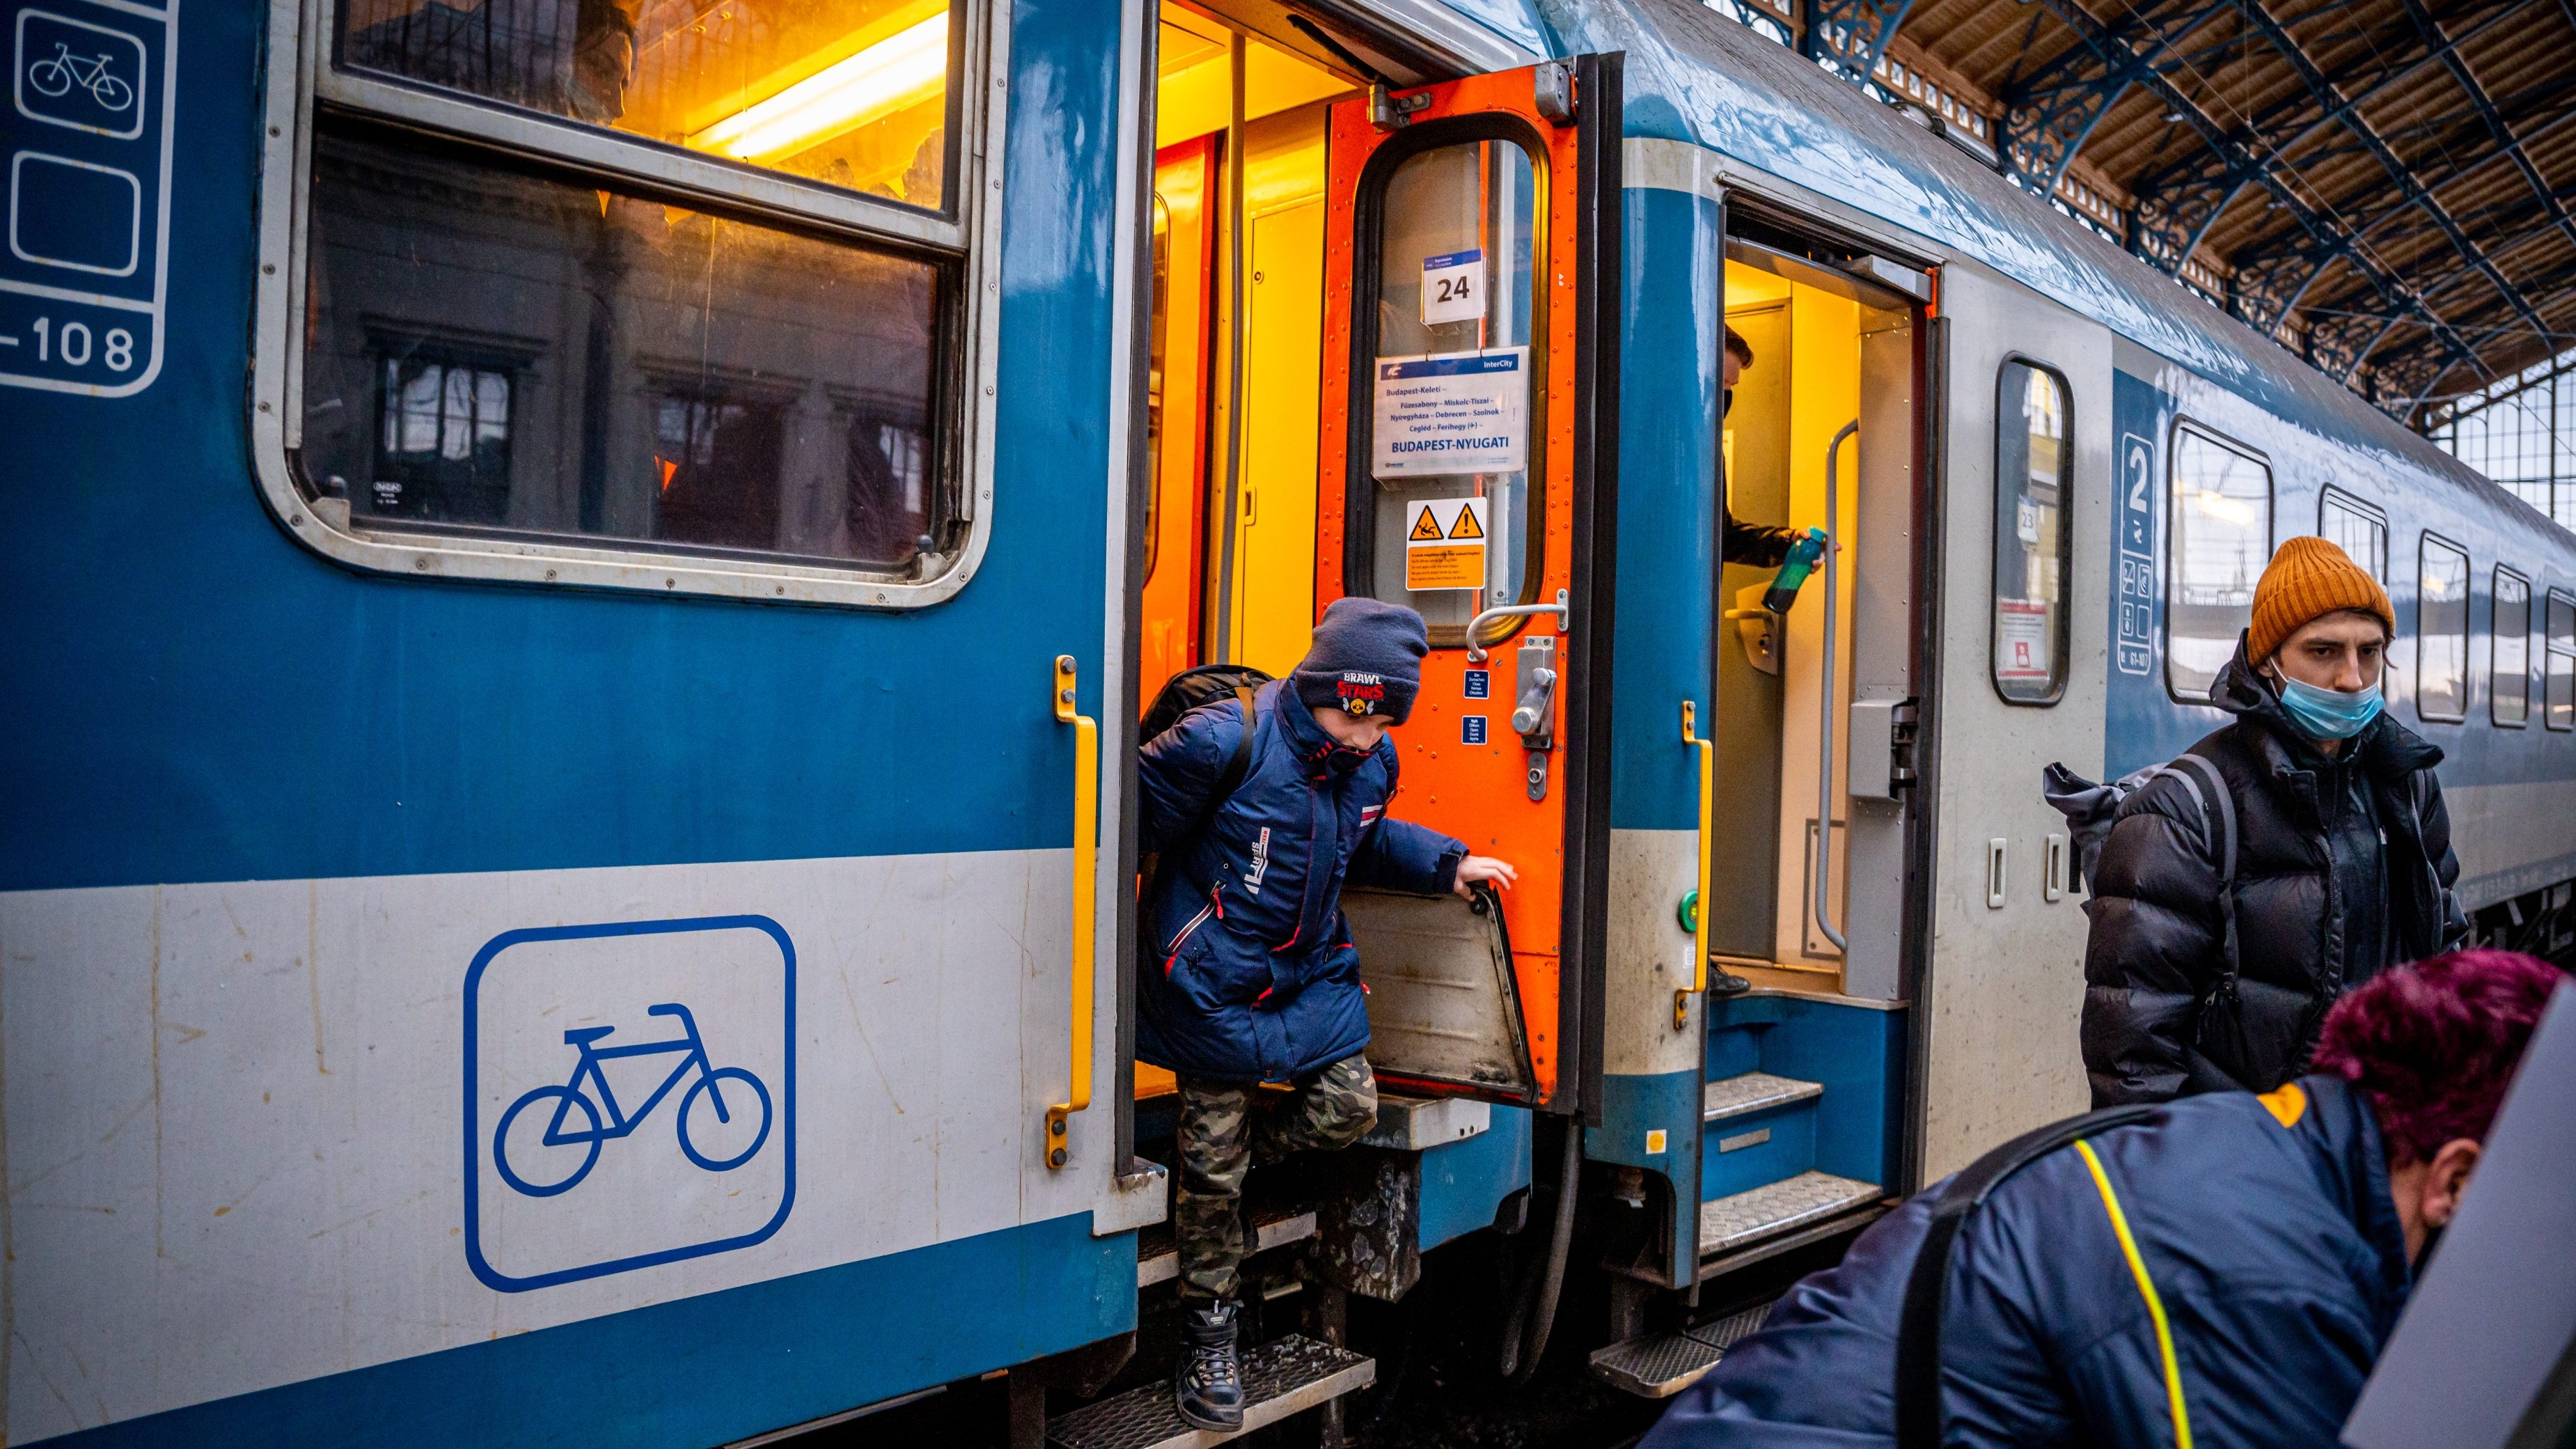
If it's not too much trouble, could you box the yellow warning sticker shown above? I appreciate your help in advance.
[1404,496,1489,592]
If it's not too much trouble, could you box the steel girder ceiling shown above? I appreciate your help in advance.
[1796,0,2576,425]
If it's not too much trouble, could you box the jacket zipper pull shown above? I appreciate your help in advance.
[1212,883,1224,919]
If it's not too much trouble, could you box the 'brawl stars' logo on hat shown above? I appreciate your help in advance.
[1337,671,1388,716]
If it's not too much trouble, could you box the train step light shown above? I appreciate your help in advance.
[1589,1301,1774,1399]
[1046,1336,1374,1448]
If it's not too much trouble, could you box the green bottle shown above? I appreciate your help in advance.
[1763,527,1828,614]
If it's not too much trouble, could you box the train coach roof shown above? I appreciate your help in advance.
[1415,0,2540,530]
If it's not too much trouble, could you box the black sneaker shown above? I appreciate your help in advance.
[1174,1299,1246,1432]
[1709,961,1754,997]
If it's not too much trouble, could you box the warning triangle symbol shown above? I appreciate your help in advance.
[1447,506,1486,540]
[1408,506,1446,541]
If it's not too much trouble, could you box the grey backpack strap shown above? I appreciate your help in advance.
[2161,753,2240,998]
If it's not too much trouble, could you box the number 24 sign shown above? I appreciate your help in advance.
[1422,249,1483,326]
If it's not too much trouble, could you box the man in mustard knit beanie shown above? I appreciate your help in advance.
[2079,535,2465,1106]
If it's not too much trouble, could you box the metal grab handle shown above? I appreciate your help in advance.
[1814,425,1855,954]
[1683,700,1715,1026]
[1046,655,1099,1170]
[1465,588,1571,662]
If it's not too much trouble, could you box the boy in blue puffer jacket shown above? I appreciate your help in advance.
[1139,597,1517,1431]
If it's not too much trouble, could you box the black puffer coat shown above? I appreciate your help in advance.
[2080,643,2463,1106]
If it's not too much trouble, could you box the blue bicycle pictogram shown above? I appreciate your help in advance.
[492,1002,774,1198]
[25,38,132,111]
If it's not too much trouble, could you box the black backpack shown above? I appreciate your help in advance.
[1138,664,1273,897]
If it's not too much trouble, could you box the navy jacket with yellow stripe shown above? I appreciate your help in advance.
[1644,1075,2412,1448]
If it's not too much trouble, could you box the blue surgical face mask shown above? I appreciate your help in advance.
[2274,673,2384,741]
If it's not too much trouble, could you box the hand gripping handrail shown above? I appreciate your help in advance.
[1681,698,1715,1030]
[1814,424,1855,955]
[1046,654,1098,1170]
[1464,589,1570,663]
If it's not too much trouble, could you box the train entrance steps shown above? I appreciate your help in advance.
[1587,1301,1771,1398]
[1045,1336,1374,1448]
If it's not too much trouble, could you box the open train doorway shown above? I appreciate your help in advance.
[1707,227,1929,1006]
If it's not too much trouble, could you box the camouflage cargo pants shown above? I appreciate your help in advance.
[1173,1054,1378,1301]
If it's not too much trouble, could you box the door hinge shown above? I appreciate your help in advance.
[1371,82,1431,130]
[1534,61,1575,126]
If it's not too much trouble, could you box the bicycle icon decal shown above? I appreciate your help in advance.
[14,9,146,138]
[493,1002,775,1198]
[26,39,131,111]
[464,915,796,1293]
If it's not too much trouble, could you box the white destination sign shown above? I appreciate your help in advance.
[1373,347,1529,478]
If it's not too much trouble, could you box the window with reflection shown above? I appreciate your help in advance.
[2318,487,2387,586]
[2549,590,2575,731]
[299,130,947,572]
[2417,535,2470,721]
[1358,132,1543,643]
[1143,191,1170,583]
[336,0,958,210]
[2167,424,2273,700]
[2494,565,2531,726]
[1993,361,2070,703]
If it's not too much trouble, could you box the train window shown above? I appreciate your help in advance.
[2318,487,2387,585]
[2165,422,2273,700]
[298,131,944,572]
[2549,590,2575,731]
[2417,534,2470,723]
[1142,192,1172,585]
[255,0,997,606]
[2494,566,2531,727]
[1356,132,1545,643]
[333,0,959,212]
[1992,360,2070,704]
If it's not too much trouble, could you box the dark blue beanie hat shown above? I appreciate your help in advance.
[1294,597,1429,724]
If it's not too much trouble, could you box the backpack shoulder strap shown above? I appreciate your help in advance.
[1216,685,1258,801]
[1894,1103,2164,1449]
[2161,752,2240,994]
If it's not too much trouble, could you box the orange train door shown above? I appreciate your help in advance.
[1319,58,1621,1113]
[1139,134,1218,702]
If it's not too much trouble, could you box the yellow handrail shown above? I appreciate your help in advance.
[1682,699,1714,1028]
[1046,654,1098,1170]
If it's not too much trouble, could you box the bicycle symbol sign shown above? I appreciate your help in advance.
[493,1001,775,1198]
[15,9,143,138]
[464,916,796,1293]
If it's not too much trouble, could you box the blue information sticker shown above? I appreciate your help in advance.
[2115,432,2156,676]
[1462,716,1488,745]
[1463,669,1490,699]
[3,0,175,396]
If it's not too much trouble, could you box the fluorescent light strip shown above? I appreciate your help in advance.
[693,13,949,164]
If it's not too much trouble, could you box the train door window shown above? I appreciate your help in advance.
[1354,134,1544,644]
[2548,590,2575,730]
[2417,534,2470,723]
[2166,423,2273,700]
[1993,360,2069,703]
[256,0,998,608]
[334,0,960,211]
[2494,565,2531,727]
[2319,487,2387,586]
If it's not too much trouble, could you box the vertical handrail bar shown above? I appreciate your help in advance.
[1683,700,1715,1028]
[1046,654,1099,1169]
[1815,423,1855,954]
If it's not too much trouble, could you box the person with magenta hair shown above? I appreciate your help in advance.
[2082,535,2465,1106]
[1641,950,2564,1448]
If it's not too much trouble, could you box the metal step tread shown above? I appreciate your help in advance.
[1045,1335,1374,1449]
[1702,1072,1823,1123]
[1588,1303,1773,1398]
[1137,1205,1317,1289]
[1699,1170,1884,1258]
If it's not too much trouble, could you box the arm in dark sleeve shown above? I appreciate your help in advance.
[1137,703,1242,857]
[2418,771,2468,944]
[1349,817,1466,898]
[1722,506,1796,568]
[2080,782,2226,1106]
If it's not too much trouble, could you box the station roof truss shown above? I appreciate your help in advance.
[1768,0,2576,427]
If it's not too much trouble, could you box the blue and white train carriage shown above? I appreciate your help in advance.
[4,0,2569,1442]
